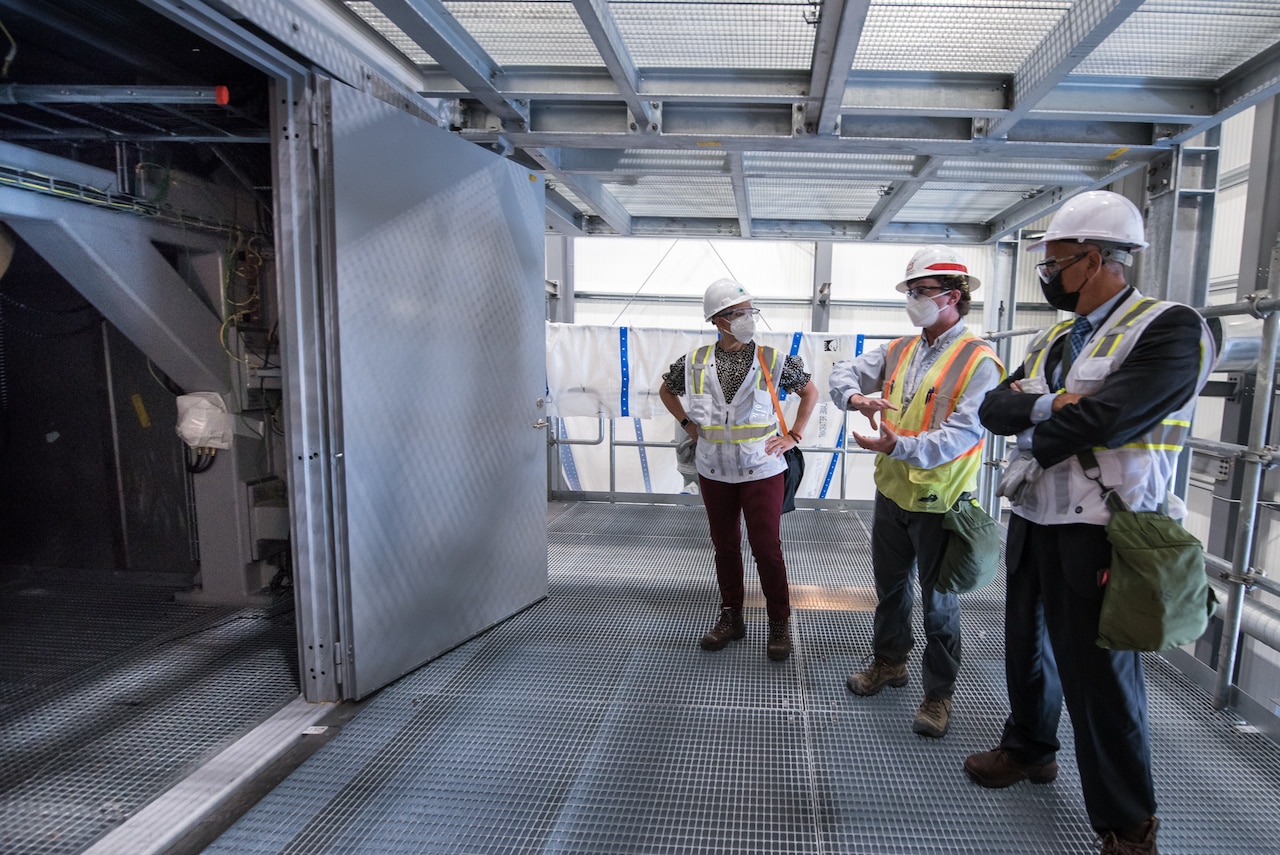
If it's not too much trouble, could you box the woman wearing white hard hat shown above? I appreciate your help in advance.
[659,278,819,661]
[829,245,1004,739]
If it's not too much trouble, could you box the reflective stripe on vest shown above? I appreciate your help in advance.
[1025,297,1191,453]
[1008,291,1214,525]
[690,344,780,444]
[875,331,1001,512]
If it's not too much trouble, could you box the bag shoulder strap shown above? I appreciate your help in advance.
[756,347,789,435]
[1077,449,1142,514]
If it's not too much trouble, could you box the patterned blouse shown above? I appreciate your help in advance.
[663,342,811,400]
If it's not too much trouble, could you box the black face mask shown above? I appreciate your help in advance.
[1039,269,1081,313]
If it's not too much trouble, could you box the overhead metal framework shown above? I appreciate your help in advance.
[329,0,1280,243]
[3,1,1279,244]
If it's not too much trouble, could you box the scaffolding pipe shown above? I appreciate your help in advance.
[1210,580,1280,653]
[1214,242,1280,709]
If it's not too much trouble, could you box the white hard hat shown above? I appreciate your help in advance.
[894,245,981,293]
[703,278,753,320]
[1027,190,1148,252]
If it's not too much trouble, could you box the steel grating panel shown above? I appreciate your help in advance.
[852,1,1074,74]
[345,2,435,64]
[897,183,1033,222]
[443,2,602,67]
[207,503,1280,854]
[607,175,737,217]
[613,149,730,171]
[0,573,300,855]
[935,158,1115,184]
[0,570,223,707]
[1076,1,1280,80]
[614,1,816,70]
[743,151,918,180]
[749,179,883,220]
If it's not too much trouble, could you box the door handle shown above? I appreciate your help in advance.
[533,419,549,429]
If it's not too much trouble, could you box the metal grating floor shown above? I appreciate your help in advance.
[208,502,1280,854]
[0,568,301,855]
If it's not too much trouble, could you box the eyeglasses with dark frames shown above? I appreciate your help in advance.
[1035,251,1090,283]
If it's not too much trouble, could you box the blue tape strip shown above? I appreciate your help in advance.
[819,424,845,499]
[634,418,652,492]
[619,326,630,417]
[855,334,865,357]
[778,331,803,401]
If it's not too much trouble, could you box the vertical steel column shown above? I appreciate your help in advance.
[1207,96,1280,708]
[979,240,1019,515]
[813,241,832,333]
[546,234,574,323]
[1209,99,1280,566]
[1215,243,1280,708]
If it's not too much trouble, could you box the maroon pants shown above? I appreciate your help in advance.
[698,472,791,622]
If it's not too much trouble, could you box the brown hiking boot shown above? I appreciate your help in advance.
[912,697,951,738]
[700,607,745,651]
[963,748,1059,788]
[1100,817,1159,855]
[767,619,791,661]
[846,656,908,696]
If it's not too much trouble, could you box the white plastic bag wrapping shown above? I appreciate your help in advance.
[545,323,865,499]
[175,392,235,449]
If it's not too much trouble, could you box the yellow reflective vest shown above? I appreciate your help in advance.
[685,343,789,483]
[875,331,1002,513]
[1006,291,1215,525]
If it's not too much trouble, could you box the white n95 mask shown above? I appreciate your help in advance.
[905,292,943,327]
[728,314,756,343]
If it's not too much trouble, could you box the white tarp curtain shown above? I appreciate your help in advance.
[546,323,860,424]
[545,323,880,500]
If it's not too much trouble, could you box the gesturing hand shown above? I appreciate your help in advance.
[848,394,898,431]
[852,421,898,454]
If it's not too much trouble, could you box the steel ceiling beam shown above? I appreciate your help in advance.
[807,0,873,136]
[545,188,587,237]
[615,216,988,244]
[863,156,943,241]
[569,0,657,131]
[0,84,229,105]
[1170,39,1280,145]
[420,68,1224,126]
[985,0,1144,140]
[527,147,633,236]
[367,0,528,127]
[983,159,1147,239]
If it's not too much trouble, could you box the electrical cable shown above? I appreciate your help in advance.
[0,15,16,78]
[0,290,94,314]
[609,239,679,325]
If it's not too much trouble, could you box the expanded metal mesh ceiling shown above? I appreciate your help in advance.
[17,0,1269,250]
[10,1,1275,248]
[338,0,1280,243]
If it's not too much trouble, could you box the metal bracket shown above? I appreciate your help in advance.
[628,102,662,134]
[1245,291,1271,320]
[1146,152,1175,199]
[792,103,810,137]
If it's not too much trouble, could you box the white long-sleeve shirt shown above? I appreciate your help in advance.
[828,320,1002,470]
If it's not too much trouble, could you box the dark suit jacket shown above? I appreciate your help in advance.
[979,292,1205,471]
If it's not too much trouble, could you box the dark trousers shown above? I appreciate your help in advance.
[698,472,790,622]
[870,491,962,700]
[999,513,1157,832]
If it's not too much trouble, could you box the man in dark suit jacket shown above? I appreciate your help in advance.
[964,191,1215,855]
